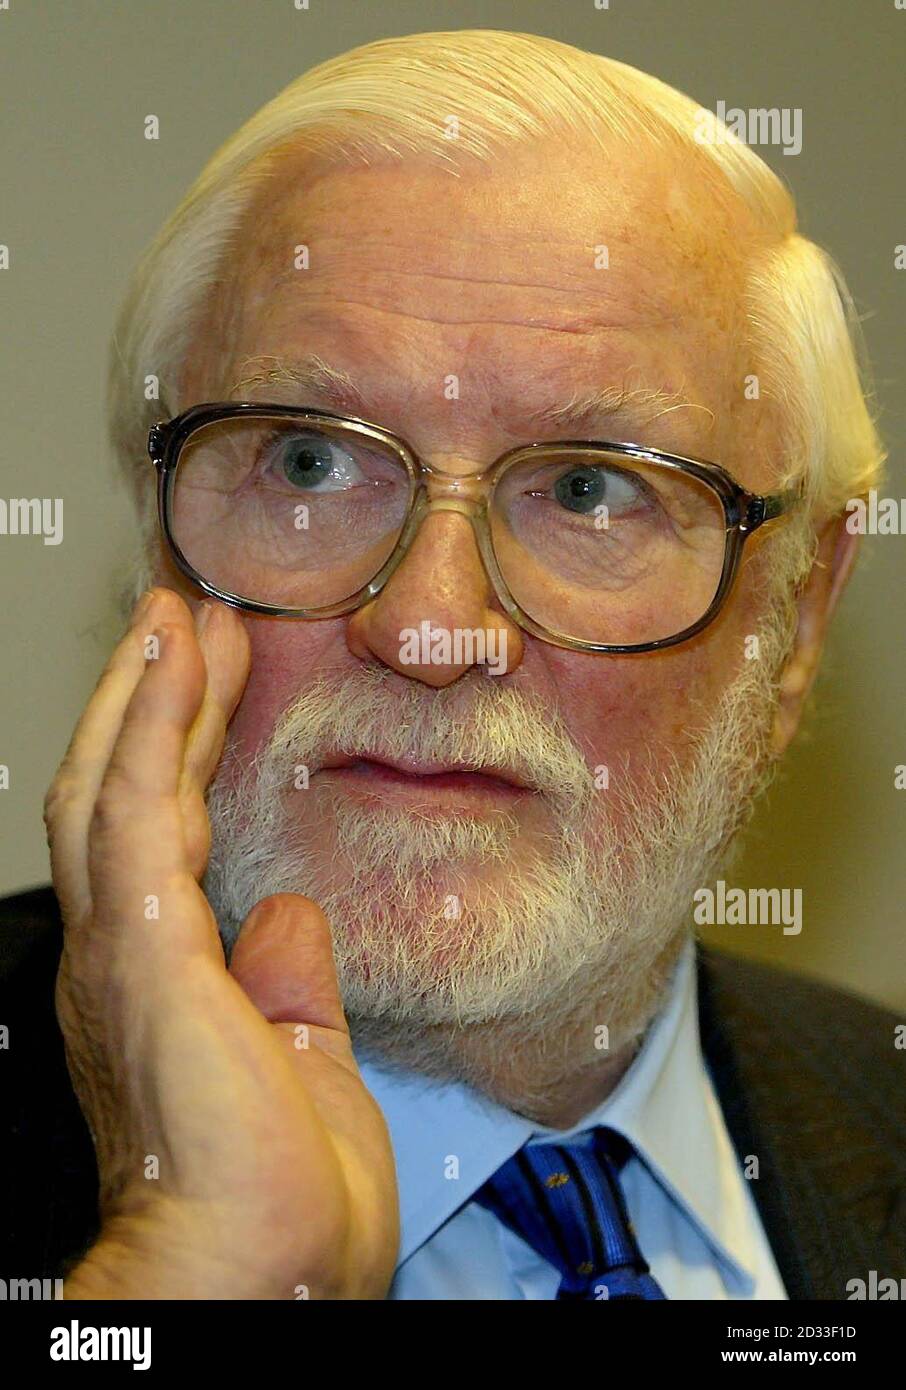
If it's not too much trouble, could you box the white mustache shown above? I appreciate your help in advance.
[232,664,597,818]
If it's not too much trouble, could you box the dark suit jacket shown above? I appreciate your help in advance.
[1,884,903,1298]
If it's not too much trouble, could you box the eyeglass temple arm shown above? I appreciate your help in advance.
[741,485,803,534]
[148,423,171,466]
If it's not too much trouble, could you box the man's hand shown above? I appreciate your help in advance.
[43,588,399,1299]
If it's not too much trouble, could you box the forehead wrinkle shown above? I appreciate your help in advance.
[272,275,681,337]
[247,239,693,335]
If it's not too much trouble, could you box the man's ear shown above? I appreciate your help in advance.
[770,513,860,757]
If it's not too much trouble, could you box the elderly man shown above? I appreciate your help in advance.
[1,30,901,1302]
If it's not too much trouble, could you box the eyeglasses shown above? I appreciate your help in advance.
[147,402,801,654]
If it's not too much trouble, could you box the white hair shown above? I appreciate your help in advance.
[107,28,884,579]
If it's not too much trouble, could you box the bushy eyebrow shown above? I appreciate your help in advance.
[228,354,367,414]
[527,383,714,434]
[227,353,714,437]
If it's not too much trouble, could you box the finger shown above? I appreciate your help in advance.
[86,614,210,941]
[101,609,206,802]
[182,601,251,795]
[45,587,187,921]
[62,589,192,788]
[229,895,356,1064]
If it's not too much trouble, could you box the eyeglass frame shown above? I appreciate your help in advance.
[147,401,802,655]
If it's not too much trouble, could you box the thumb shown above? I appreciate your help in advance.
[229,893,349,1036]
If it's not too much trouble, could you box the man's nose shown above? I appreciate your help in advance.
[346,510,524,686]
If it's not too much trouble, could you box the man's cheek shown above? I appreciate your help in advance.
[228,619,344,760]
[547,660,686,776]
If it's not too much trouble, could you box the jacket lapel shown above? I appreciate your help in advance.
[698,944,905,1301]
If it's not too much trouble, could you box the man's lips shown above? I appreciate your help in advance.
[319,753,534,800]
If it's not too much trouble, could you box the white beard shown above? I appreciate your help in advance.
[204,580,800,1114]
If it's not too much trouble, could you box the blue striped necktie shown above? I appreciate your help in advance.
[473,1127,667,1300]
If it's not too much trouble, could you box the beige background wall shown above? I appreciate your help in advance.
[1,0,903,1007]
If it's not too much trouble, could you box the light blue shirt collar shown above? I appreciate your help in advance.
[357,936,753,1288]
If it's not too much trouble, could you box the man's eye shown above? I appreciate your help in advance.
[263,431,366,491]
[550,466,644,516]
